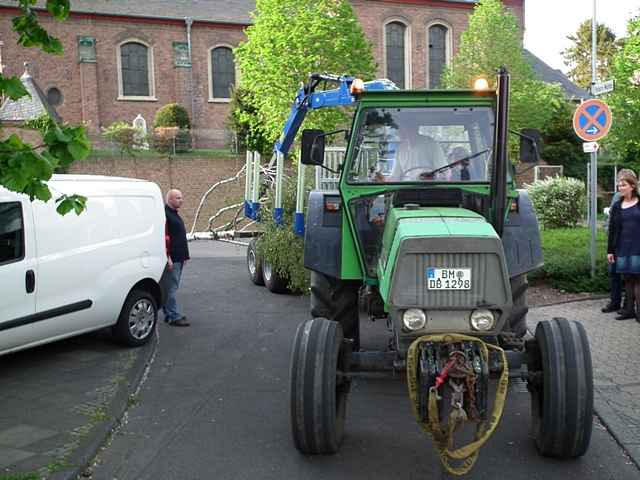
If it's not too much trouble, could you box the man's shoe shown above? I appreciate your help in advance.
[601,303,621,313]
[170,318,190,327]
[615,311,635,320]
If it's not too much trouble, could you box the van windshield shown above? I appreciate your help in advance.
[347,107,495,184]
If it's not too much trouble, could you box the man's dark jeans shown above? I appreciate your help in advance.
[609,263,622,307]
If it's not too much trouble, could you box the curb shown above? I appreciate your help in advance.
[529,293,608,309]
[50,332,159,480]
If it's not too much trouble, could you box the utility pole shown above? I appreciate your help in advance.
[589,0,598,279]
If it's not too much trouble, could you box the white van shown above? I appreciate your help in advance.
[0,175,167,356]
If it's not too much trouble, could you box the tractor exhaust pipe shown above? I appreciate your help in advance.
[491,67,510,237]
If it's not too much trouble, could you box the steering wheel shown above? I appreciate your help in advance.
[420,148,492,180]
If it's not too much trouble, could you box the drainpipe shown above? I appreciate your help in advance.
[185,17,197,148]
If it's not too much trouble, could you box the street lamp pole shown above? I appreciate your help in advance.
[589,0,598,278]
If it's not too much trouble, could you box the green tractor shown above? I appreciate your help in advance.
[245,69,593,474]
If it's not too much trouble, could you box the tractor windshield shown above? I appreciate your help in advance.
[347,107,495,184]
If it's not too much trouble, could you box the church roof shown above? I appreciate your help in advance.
[0,1,488,26]
[0,63,62,124]
[525,49,591,100]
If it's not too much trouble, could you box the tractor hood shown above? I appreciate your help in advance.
[377,207,510,313]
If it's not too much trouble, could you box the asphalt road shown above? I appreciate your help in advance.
[88,243,639,480]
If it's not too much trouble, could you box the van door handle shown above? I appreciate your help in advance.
[25,270,35,294]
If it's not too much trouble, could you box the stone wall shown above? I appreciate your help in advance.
[68,155,246,232]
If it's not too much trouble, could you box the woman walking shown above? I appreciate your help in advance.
[607,169,640,322]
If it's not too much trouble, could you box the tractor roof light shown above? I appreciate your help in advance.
[350,78,365,95]
[473,77,490,91]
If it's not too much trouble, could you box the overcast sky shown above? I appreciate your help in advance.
[523,0,640,73]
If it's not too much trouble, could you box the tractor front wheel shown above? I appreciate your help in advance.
[290,318,350,454]
[528,317,593,458]
[310,271,360,350]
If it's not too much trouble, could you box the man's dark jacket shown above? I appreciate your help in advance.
[165,205,190,263]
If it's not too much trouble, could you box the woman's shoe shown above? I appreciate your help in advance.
[615,310,635,320]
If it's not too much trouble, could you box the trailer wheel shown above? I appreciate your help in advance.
[262,257,289,293]
[508,274,528,337]
[290,318,350,454]
[310,271,360,350]
[247,238,264,286]
[529,317,593,458]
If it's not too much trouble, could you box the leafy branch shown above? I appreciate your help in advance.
[0,0,90,215]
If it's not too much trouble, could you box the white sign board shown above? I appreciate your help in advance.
[583,141,599,153]
[591,80,614,96]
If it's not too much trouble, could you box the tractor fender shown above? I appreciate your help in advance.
[304,190,342,278]
[502,189,543,278]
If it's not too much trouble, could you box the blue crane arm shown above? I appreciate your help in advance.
[274,74,396,157]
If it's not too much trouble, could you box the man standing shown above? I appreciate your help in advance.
[163,189,190,327]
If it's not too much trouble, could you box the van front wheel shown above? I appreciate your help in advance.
[114,289,157,346]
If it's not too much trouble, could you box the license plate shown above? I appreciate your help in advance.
[427,268,471,290]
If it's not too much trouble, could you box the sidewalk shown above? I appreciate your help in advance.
[0,330,155,480]
[528,299,640,468]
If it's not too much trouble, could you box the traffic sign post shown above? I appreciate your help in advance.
[573,95,613,279]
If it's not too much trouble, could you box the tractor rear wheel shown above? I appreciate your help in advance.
[310,271,360,350]
[247,238,264,286]
[508,274,529,337]
[290,318,350,454]
[528,317,593,458]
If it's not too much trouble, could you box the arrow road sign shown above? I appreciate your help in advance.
[583,142,599,153]
[573,99,613,142]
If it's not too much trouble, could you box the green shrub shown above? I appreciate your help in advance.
[154,103,191,129]
[102,121,146,158]
[256,173,311,293]
[151,127,192,153]
[528,227,609,293]
[526,176,586,229]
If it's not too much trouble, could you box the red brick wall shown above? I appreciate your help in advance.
[0,9,247,147]
[352,0,524,89]
[0,1,523,145]
[67,155,246,231]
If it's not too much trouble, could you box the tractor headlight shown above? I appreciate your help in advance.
[470,309,495,331]
[403,309,426,331]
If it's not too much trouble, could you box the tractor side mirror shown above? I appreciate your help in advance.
[301,129,325,166]
[519,128,542,164]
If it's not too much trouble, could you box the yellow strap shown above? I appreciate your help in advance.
[406,334,509,476]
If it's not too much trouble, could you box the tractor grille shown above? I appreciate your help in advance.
[391,244,509,309]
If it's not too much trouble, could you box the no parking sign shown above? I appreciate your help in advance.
[572,99,612,142]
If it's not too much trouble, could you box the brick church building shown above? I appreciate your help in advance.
[0,1,526,147]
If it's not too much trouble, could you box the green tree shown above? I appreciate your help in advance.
[607,14,640,173]
[540,101,585,181]
[442,0,565,150]
[233,0,376,150]
[562,20,620,90]
[1,0,90,215]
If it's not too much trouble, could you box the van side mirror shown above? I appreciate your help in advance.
[519,128,542,164]
[301,129,325,166]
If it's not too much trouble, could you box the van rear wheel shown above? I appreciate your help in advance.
[114,289,157,346]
